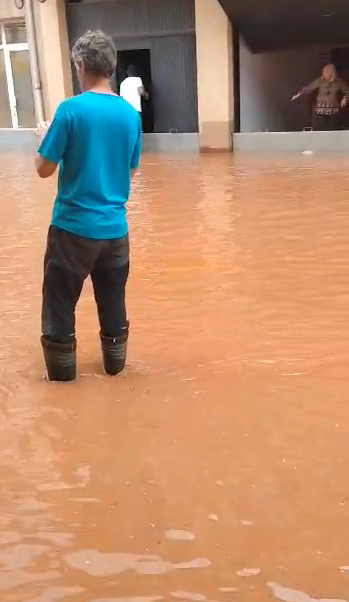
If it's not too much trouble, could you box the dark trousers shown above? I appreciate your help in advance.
[42,226,129,344]
[312,112,339,131]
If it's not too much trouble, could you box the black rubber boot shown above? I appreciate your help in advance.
[100,327,128,376]
[41,336,77,382]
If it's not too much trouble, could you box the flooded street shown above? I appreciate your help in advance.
[1,151,349,601]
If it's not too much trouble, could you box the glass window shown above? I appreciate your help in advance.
[0,50,12,127]
[10,50,35,127]
[4,22,27,45]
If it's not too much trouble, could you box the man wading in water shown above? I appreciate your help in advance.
[35,30,142,382]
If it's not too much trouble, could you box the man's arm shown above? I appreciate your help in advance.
[130,117,142,174]
[299,78,320,96]
[337,78,349,94]
[35,122,55,178]
[35,156,58,179]
[336,78,349,107]
[291,78,320,101]
[35,103,70,179]
[137,77,149,100]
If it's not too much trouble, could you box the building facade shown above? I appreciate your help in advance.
[0,14,35,128]
[0,0,233,151]
[2,0,349,153]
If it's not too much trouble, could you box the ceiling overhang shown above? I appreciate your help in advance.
[218,0,349,52]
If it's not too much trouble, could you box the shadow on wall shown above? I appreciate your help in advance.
[239,38,348,132]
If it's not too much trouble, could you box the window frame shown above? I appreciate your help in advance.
[0,21,31,129]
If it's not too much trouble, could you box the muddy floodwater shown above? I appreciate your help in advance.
[1,151,349,602]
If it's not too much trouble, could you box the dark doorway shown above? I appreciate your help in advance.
[331,47,349,130]
[233,29,240,133]
[116,49,154,133]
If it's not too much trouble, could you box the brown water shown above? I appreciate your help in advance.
[0,152,349,602]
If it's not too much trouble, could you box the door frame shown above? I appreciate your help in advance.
[0,22,31,129]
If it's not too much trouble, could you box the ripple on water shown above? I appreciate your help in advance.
[0,569,60,591]
[172,592,206,601]
[218,587,239,593]
[69,497,101,503]
[64,549,211,576]
[91,599,163,602]
[26,586,86,602]
[236,568,261,577]
[92,599,164,602]
[268,582,348,602]
[238,520,254,527]
[165,530,196,541]
[0,543,49,570]
[0,532,21,545]
[34,532,74,547]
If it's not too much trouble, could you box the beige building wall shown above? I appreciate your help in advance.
[33,0,73,120]
[195,0,234,150]
[2,0,233,145]
[0,0,24,21]
[0,0,72,123]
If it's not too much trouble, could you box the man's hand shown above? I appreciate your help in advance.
[35,155,58,179]
[291,93,301,102]
[35,121,57,178]
[341,97,348,108]
[35,121,50,141]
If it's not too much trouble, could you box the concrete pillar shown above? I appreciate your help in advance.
[33,0,73,120]
[195,0,234,151]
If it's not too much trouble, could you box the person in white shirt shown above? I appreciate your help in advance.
[120,65,148,115]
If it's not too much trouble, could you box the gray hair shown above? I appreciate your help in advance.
[72,30,117,78]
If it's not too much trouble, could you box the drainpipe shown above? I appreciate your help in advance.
[25,0,45,124]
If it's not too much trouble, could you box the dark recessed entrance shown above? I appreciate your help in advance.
[116,49,154,133]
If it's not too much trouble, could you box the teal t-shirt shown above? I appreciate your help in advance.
[38,91,142,240]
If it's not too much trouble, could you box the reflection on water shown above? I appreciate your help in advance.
[25,586,86,602]
[268,582,348,602]
[64,549,212,576]
[172,593,207,601]
[91,598,163,602]
[165,530,196,541]
[0,568,60,591]
[236,568,261,577]
[0,153,349,600]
